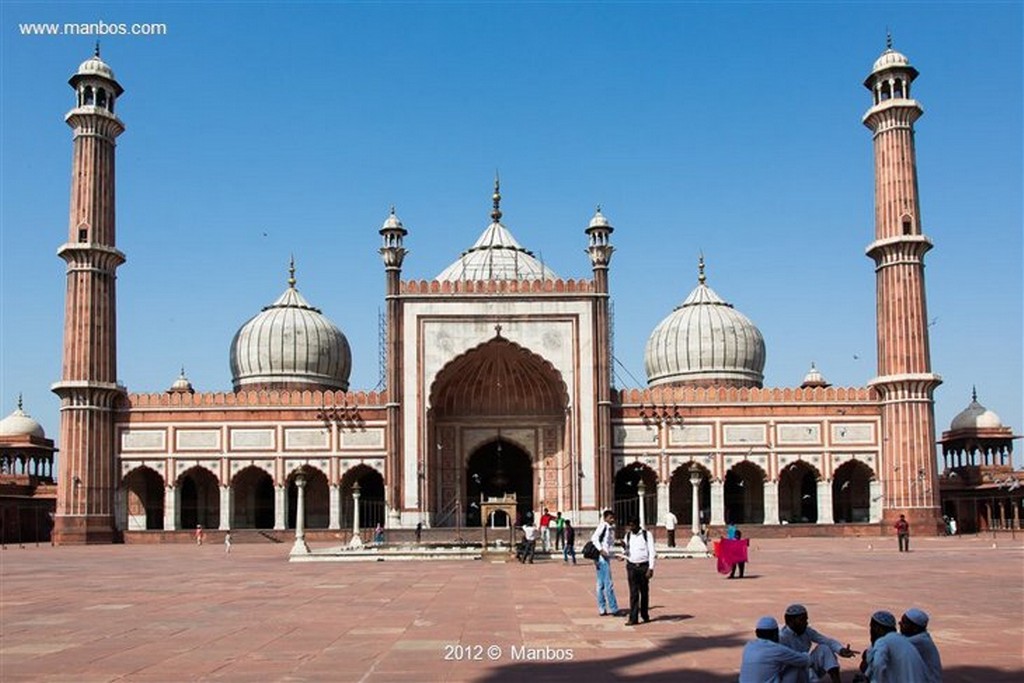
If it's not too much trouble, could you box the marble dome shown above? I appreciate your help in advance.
[230,264,351,391]
[950,390,1004,431]
[644,262,765,388]
[0,399,45,439]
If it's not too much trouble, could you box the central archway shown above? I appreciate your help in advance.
[428,335,570,527]
[466,439,532,526]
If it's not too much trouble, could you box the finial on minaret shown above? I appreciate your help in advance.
[95,41,101,58]
[886,29,893,50]
[389,204,396,216]
[17,393,23,411]
[491,172,502,223]
[288,255,296,288]
[698,253,706,285]
[972,385,977,402]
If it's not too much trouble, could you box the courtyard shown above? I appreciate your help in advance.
[1,535,1021,682]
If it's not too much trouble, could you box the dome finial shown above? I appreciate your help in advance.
[698,253,706,285]
[17,393,23,411]
[886,28,893,50]
[972,385,977,402]
[288,255,296,288]
[95,41,101,58]
[491,171,502,223]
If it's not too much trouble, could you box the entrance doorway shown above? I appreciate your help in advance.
[466,440,532,526]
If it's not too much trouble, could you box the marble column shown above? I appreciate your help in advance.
[816,480,834,524]
[328,483,341,530]
[657,481,670,528]
[869,480,883,523]
[219,485,232,530]
[274,484,286,530]
[163,485,178,531]
[685,466,708,552]
[710,480,725,526]
[763,480,780,525]
[291,472,309,555]
[348,482,364,548]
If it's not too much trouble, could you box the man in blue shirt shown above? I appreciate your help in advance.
[741,616,811,683]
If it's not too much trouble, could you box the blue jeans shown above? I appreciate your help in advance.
[595,555,619,614]
[563,542,576,563]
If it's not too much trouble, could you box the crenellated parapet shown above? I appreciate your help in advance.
[400,278,595,295]
[614,385,876,406]
[125,389,388,409]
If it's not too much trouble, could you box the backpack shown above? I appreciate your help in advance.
[581,525,607,560]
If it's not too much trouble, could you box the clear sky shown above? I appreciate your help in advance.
[2,2,1021,467]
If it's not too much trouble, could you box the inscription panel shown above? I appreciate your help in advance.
[284,428,330,450]
[832,423,875,445]
[121,429,166,452]
[175,429,220,451]
[669,424,713,446]
[777,424,821,445]
[230,429,276,451]
[722,424,767,445]
[340,429,385,449]
[614,425,658,447]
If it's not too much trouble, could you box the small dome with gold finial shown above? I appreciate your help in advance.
[950,388,1004,431]
[168,368,195,394]
[800,362,831,389]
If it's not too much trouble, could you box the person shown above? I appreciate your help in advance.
[554,511,565,550]
[725,529,750,578]
[539,508,553,552]
[779,603,857,683]
[665,510,678,548]
[194,524,204,546]
[224,531,232,554]
[894,514,910,552]
[740,616,811,683]
[373,523,385,544]
[727,522,738,539]
[591,509,620,616]
[563,519,577,564]
[858,610,928,682]
[622,517,656,625]
[948,517,957,536]
[519,520,537,564]
[899,608,942,683]
[415,521,423,544]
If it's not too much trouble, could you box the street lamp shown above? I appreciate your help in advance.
[290,470,310,555]
[348,481,363,548]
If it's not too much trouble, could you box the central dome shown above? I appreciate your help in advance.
[435,179,558,282]
[229,263,351,391]
[644,260,765,388]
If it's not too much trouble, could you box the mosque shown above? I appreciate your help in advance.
[4,42,1019,545]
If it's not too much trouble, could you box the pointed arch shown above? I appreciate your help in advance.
[778,461,819,523]
[725,461,766,524]
[123,466,164,530]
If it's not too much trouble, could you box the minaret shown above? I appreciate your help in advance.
[586,207,615,510]
[863,37,943,534]
[379,207,407,526]
[51,46,126,544]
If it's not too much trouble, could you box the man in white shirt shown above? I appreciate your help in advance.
[779,603,857,682]
[899,608,942,683]
[664,510,678,547]
[590,509,619,616]
[741,616,811,683]
[622,517,656,625]
[859,610,928,683]
[519,521,537,564]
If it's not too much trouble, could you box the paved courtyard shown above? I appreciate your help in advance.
[1,534,1021,682]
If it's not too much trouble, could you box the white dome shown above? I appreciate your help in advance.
[801,362,830,388]
[77,55,116,82]
[644,272,766,388]
[230,270,351,391]
[950,391,1004,431]
[436,221,559,281]
[0,400,45,439]
[169,368,194,393]
[872,48,911,73]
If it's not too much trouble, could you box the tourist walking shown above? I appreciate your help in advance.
[194,524,204,546]
[622,517,656,625]
[224,531,232,554]
[554,511,565,550]
[591,509,619,616]
[539,508,553,552]
[665,510,678,547]
[562,519,577,564]
[894,514,910,552]
[519,520,537,563]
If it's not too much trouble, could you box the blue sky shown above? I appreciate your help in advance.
[2,2,1021,467]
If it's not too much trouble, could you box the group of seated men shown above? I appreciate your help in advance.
[740,604,942,682]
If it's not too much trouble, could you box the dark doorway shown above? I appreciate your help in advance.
[466,440,533,526]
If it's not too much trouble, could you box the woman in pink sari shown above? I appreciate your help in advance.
[716,529,749,578]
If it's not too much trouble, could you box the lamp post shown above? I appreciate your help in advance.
[637,478,647,528]
[290,470,310,555]
[685,464,709,553]
[348,481,363,548]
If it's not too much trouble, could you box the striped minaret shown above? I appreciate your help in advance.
[586,207,615,510]
[51,47,126,544]
[863,38,943,535]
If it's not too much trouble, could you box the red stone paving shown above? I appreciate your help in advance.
[1,534,1021,682]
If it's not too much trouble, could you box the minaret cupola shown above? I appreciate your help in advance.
[69,43,124,114]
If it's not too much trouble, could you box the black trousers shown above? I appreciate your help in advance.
[898,533,910,552]
[626,561,650,623]
[667,529,676,547]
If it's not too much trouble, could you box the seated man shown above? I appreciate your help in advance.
[899,608,942,683]
[780,604,857,683]
[858,610,928,683]
[740,616,810,683]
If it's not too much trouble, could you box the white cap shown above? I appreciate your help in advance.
[756,616,778,630]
